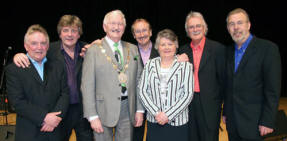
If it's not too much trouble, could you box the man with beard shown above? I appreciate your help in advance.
[223,8,281,141]
[177,11,226,141]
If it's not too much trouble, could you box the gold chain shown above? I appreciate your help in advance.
[98,44,130,73]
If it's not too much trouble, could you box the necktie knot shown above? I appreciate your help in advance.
[114,42,119,48]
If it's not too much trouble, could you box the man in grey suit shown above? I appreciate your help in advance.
[81,9,144,141]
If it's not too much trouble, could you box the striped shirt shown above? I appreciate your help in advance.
[138,57,194,126]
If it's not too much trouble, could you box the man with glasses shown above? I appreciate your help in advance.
[178,11,226,141]
[130,18,158,141]
[81,10,144,141]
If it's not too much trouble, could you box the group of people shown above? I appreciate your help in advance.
[6,7,281,141]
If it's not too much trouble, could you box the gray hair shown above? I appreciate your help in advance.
[103,10,126,26]
[155,29,178,50]
[185,11,208,36]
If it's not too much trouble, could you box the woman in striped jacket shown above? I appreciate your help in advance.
[138,29,194,141]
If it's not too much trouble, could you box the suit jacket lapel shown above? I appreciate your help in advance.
[43,61,50,85]
[154,58,161,81]
[166,61,181,84]
[155,58,181,84]
[199,40,211,71]
[26,61,44,85]
[235,38,257,74]
[227,46,235,74]
[150,44,159,60]
[121,41,129,65]
[102,39,119,66]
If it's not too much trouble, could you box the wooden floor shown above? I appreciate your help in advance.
[1,97,287,141]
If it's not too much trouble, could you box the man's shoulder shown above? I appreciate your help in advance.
[252,37,278,49]
[5,62,19,72]
[205,38,226,49]
[122,40,136,47]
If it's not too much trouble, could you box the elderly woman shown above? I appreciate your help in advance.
[138,29,194,141]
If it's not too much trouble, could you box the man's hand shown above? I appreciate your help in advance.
[134,112,144,127]
[90,118,104,133]
[177,53,189,62]
[80,39,103,57]
[259,125,274,136]
[40,123,55,132]
[43,111,62,127]
[155,112,169,125]
[13,53,30,68]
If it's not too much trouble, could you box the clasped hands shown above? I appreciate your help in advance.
[40,111,62,132]
[155,112,169,125]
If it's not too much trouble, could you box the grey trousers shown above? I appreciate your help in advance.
[93,99,132,141]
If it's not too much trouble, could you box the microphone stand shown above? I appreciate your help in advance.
[0,47,11,125]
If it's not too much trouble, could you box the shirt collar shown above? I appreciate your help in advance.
[60,41,81,54]
[27,53,47,65]
[190,36,206,50]
[105,36,121,47]
[138,41,152,53]
[235,34,253,51]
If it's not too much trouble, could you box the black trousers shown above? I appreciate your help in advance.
[62,103,94,141]
[133,115,146,141]
[226,113,263,141]
[147,121,188,141]
[188,93,219,141]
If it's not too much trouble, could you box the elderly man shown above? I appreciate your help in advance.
[81,10,144,141]
[5,24,70,141]
[12,15,94,141]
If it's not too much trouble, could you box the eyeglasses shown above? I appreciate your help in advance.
[188,24,202,30]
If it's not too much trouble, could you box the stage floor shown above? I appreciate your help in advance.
[1,97,287,141]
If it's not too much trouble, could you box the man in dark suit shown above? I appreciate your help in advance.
[13,15,94,141]
[178,11,226,141]
[223,8,281,141]
[131,18,159,141]
[6,24,70,141]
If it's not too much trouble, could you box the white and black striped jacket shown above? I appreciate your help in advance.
[138,57,194,126]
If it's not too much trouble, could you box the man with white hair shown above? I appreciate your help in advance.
[178,11,226,141]
[81,10,144,141]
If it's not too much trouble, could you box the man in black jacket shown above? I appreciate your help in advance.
[13,15,94,141]
[6,24,70,141]
[223,8,281,141]
[178,11,226,141]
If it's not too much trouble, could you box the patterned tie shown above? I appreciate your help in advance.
[113,42,123,66]
[114,42,126,93]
